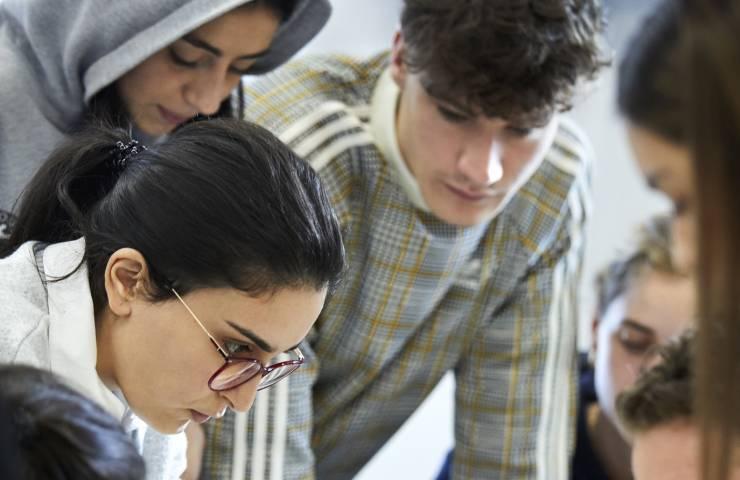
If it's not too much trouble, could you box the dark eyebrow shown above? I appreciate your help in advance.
[182,34,270,60]
[226,320,274,353]
[621,319,656,336]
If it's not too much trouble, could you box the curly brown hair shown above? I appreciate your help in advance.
[616,332,694,435]
[400,0,608,126]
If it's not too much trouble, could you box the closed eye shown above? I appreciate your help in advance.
[437,105,470,124]
[169,47,205,68]
[506,126,533,137]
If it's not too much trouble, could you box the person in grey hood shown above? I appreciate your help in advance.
[0,0,331,240]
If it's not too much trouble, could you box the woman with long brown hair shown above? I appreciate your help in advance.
[684,0,740,478]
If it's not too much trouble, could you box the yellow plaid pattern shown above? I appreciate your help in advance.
[202,53,592,480]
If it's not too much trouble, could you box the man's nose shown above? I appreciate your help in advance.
[457,137,504,187]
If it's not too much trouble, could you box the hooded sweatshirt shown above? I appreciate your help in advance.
[0,0,331,238]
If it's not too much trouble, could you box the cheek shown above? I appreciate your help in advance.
[594,334,638,413]
[224,76,242,97]
[117,57,184,105]
[607,341,640,395]
[501,143,538,179]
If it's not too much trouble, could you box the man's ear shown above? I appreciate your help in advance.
[590,314,600,362]
[389,30,408,89]
[104,248,150,317]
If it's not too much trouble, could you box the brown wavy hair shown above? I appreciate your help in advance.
[400,0,609,126]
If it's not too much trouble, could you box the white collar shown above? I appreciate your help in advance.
[43,238,129,424]
[370,69,430,212]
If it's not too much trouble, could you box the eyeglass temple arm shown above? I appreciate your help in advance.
[171,288,229,359]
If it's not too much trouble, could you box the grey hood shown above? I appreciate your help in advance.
[0,0,330,229]
[0,0,331,128]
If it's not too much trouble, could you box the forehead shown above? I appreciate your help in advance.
[416,73,552,127]
[622,269,695,335]
[184,4,279,53]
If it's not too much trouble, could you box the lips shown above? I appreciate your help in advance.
[445,183,495,202]
[189,409,212,424]
[157,105,192,126]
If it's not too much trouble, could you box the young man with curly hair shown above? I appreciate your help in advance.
[200,1,607,478]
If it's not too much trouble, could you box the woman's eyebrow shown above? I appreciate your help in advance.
[182,34,270,60]
[226,320,274,353]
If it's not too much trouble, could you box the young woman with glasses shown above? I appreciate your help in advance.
[0,118,344,478]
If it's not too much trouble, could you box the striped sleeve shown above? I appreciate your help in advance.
[451,120,591,479]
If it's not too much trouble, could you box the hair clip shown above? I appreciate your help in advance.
[109,139,147,172]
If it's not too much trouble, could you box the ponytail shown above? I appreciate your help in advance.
[2,119,344,314]
[2,126,140,257]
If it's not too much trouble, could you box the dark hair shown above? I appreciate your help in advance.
[84,0,298,131]
[3,119,344,312]
[616,332,694,435]
[0,364,145,479]
[684,0,740,478]
[618,0,686,144]
[400,0,608,126]
[0,397,20,479]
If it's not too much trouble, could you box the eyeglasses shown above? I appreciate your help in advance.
[171,289,304,392]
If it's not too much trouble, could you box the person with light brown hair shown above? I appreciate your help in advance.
[576,215,694,480]
[616,333,740,480]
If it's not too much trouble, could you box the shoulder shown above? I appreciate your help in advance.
[0,242,51,365]
[504,117,593,258]
[243,52,388,135]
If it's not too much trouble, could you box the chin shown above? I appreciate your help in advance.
[139,411,190,435]
[432,206,497,227]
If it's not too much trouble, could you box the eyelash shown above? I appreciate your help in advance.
[224,340,254,356]
[438,106,470,124]
[168,49,253,75]
[507,127,533,137]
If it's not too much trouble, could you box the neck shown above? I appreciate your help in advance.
[94,308,119,390]
[587,404,634,480]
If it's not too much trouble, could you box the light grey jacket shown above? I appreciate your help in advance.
[0,0,331,236]
[0,238,185,479]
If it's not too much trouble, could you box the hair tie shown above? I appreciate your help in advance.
[109,139,146,172]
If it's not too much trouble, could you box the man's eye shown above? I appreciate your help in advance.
[507,126,533,137]
[437,106,469,124]
[616,325,654,355]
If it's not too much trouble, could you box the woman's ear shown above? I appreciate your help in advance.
[104,248,150,317]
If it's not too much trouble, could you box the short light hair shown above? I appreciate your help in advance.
[596,214,679,317]
[616,332,694,435]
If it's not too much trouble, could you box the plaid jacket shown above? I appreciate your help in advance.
[202,53,593,480]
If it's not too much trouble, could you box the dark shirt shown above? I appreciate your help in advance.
[572,353,610,479]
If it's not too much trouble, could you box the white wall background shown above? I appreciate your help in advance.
[290,1,667,478]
